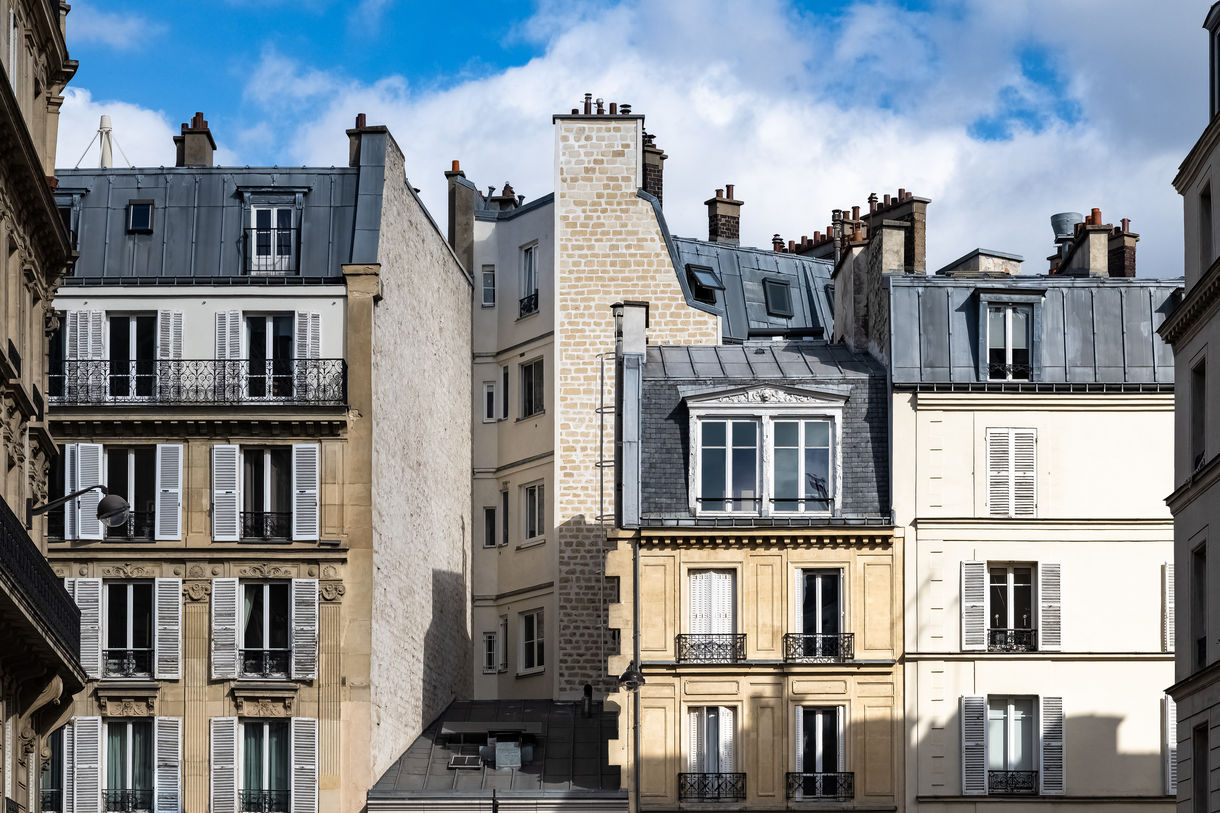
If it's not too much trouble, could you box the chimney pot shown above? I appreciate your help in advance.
[451,159,460,172]
[355,113,367,129]
[726,184,735,199]
[571,108,579,114]
[177,109,217,167]
[788,240,796,252]
[898,187,905,200]
[801,235,808,244]
[772,234,784,252]
[583,93,592,115]
[884,194,892,207]
[595,98,605,115]
[1091,207,1101,225]
[1121,217,1130,233]
[715,188,724,199]
[814,231,821,242]
[610,102,618,115]
[851,205,860,221]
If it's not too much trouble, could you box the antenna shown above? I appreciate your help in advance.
[75,115,134,169]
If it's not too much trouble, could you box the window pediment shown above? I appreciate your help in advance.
[683,384,848,409]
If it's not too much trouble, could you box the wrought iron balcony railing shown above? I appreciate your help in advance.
[103,648,153,678]
[102,789,153,813]
[783,632,853,663]
[240,790,289,813]
[41,789,62,813]
[519,291,539,318]
[106,511,155,542]
[241,648,291,679]
[0,494,79,658]
[785,771,855,800]
[988,770,1038,795]
[676,634,746,663]
[987,627,1037,652]
[243,227,300,276]
[240,511,292,541]
[677,773,746,802]
[987,361,1032,381]
[48,359,346,406]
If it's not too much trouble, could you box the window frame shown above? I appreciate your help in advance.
[985,304,1033,381]
[482,381,497,423]
[687,705,736,774]
[985,695,1038,775]
[520,244,538,298]
[240,580,291,679]
[482,631,499,674]
[126,200,154,235]
[238,719,290,795]
[240,446,293,539]
[482,506,497,549]
[796,705,845,774]
[975,290,1043,383]
[1192,351,1207,470]
[763,278,795,318]
[520,357,544,418]
[518,608,544,675]
[522,481,545,543]
[103,581,154,678]
[481,265,496,307]
[103,718,154,797]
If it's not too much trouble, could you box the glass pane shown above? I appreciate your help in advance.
[243,451,264,512]
[819,573,840,635]
[268,723,289,791]
[800,708,815,771]
[774,421,798,448]
[988,307,1005,350]
[1011,699,1035,770]
[774,447,798,511]
[701,448,726,511]
[131,583,153,648]
[255,209,271,229]
[276,208,292,229]
[702,421,725,447]
[243,725,264,791]
[804,448,830,508]
[132,447,157,514]
[987,701,1006,770]
[107,586,128,648]
[109,317,131,397]
[989,569,1008,628]
[268,583,290,649]
[131,722,152,791]
[269,449,292,514]
[243,585,264,648]
[106,724,126,789]
[731,421,756,448]
[818,709,838,772]
[1011,309,1030,350]
[704,707,720,774]
[731,447,756,509]
[1013,568,1033,629]
[108,452,130,501]
[805,420,830,447]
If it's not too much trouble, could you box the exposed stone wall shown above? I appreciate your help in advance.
[553,115,718,697]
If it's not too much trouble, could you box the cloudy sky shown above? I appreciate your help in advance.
[57,0,1210,277]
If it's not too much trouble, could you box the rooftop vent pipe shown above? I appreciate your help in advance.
[1051,212,1084,243]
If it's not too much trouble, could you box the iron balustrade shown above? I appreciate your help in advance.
[0,494,79,658]
[783,633,853,663]
[987,628,1038,652]
[107,511,155,542]
[41,789,62,813]
[677,773,746,802]
[987,362,1032,381]
[988,770,1038,795]
[239,790,289,813]
[240,511,292,541]
[102,789,153,812]
[785,772,855,800]
[48,359,346,406]
[519,291,539,318]
[240,648,291,679]
[675,634,746,663]
[103,648,153,678]
[243,227,300,276]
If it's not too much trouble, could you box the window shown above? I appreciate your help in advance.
[248,206,296,275]
[790,569,845,660]
[523,482,545,541]
[481,265,496,307]
[521,358,544,418]
[482,381,497,423]
[1193,358,1207,469]
[686,706,737,784]
[246,314,294,398]
[482,506,497,548]
[519,609,544,674]
[104,720,153,812]
[241,582,290,678]
[986,697,1037,793]
[482,632,498,673]
[683,570,740,662]
[962,561,1058,653]
[986,305,1031,380]
[41,727,65,813]
[988,565,1034,651]
[1194,724,1208,813]
[985,428,1036,517]
[519,245,538,317]
[686,264,725,306]
[773,420,831,513]
[105,447,156,540]
[793,706,845,800]
[240,720,289,813]
[699,420,759,513]
[500,489,509,547]
[104,582,153,678]
[963,695,1062,796]
[241,448,292,540]
[1202,184,1214,272]
[501,366,509,419]
[108,314,157,398]
[126,201,153,234]
[1194,542,1208,670]
[763,279,794,318]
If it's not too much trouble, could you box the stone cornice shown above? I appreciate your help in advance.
[618,526,897,549]
[1159,254,1220,345]
[49,415,348,438]
[1175,111,1220,193]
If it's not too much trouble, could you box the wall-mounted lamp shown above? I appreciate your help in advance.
[27,485,130,530]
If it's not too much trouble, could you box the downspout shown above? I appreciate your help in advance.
[633,533,641,813]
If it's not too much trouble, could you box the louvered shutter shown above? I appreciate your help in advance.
[1165,695,1178,795]
[718,707,735,774]
[291,444,320,541]
[211,445,240,542]
[155,444,183,541]
[214,311,241,359]
[87,312,104,359]
[986,429,1012,517]
[1040,696,1065,794]
[291,579,318,679]
[836,706,846,771]
[209,718,238,813]
[62,722,74,813]
[961,696,986,795]
[157,311,182,359]
[711,571,735,635]
[1012,429,1037,516]
[688,710,703,772]
[294,312,320,359]
[1038,564,1062,651]
[153,578,181,680]
[76,443,103,540]
[689,572,710,635]
[210,578,239,679]
[73,578,102,679]
[961,561,987,651]
[72,716,101,813]
[64,311,79,361]
[154,717,181,813]
[1164,564,1176,653]
[793,570,804,634]
[290,717,318,813]
[794,706,804,772]
[63,443,78,540]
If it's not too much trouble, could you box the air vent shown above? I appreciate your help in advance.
[448,755,482,770]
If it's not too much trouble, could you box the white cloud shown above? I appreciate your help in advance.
[67,3,166,50]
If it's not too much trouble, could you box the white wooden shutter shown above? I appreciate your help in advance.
[1040,696,1065,794]
[155,444,183,541]
[215,311,240,359]
[794,706,804,772]
[689,572,711,635]
[688,709,703,772]
[1165,695,1178,795]
[154,717,181,813]
[1038,563,1062,651]
[209,718,238,813]
[986,429,1012,516]
[793,570,804,634]
[290,717,318,813]
[1164,563,1176,653]
[87,311,104,359]
[65,311,79,361]
[153,578,182,680]
[76,443,103,540]
[62,721,75,813]
[210,578,239,679]
[63,443,79,540]
[711,571,735,635]
[211,445,240,542]
[718,706,735,773]
[157,311,183,359]
[961,561,987,651]
[291,443,320,541]
[836,706,846,771]
[72,716,101,813]
[961,696,986,795]
[291,578,318,679]
[1012,429,1037,516]
[294,312,321,359]
[73,578,102,679]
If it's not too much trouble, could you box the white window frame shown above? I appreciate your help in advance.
[103,719,153,796]
[242,447,292,526]
[103,581,154,678]
[518,608,544,675]
[795,705,845,774]
[987,563,1035,633]
[248,205,296,274]
[520,244,538,298]
[986,304,1032,381]
[237,719,289,792]
[687,705,736,774]
[520,358,544,418]
[482,631,498,674]
[482,506,497,549]
[522,482,545,542]
[481,265,496,307]
[498,617,509,671]
[482,381,497,423]
[771,418,834,515]
[106,312,159,399]
[986,695,1038,776]
[240,582,290,678]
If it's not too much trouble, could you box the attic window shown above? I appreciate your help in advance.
[127,201,153,234]
[686,263,724,305]
[763,279,794,318]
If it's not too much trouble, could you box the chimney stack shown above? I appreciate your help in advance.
[445,159,476,273]
[1107,218,1139,278]
[642,132,667,206]
[706,184,743,245]
[173,111,216,167]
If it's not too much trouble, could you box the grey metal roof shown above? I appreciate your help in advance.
[889,275,1180,387]
[368,700,624,801]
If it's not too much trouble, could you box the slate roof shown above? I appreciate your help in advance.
[368,700,624,802]
[889,275,1179,387]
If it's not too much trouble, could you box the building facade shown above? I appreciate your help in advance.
[45,115,471,813]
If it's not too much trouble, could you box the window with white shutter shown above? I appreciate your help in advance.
[1164,563,1176,653]
[64,444,79,540]
[1164,695,1178,795]
[72,578,102,679]
[961,562,986,651]
[210,579,239,680]
[686,707,735,776]
[792,706,845,798]
[291,444,319,541]
[63,721,75,813]
[76,443,104,541]
[212,445,240,542]
[153,578,181,680]
[290,718,318,813]
[154,717,180,813]
[154,444,183,541]
[72,716,101,813]
[290,579,318,680]
[209,718,237,813]
[1039,696,1065,794]
[960,696,986,795]
[215,311,241,401]
[985,428,1037,517]
[294,312,320,360]
[1037,564,1062,651]
[156,311,182,360]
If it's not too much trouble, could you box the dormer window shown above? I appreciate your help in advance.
[987,305,1032,381]
[763,279,794,318]
[126,201,153,234]
[686,264,725,305]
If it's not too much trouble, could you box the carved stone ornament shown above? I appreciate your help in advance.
[237,563,296,579]
[233,697,294,718]
[320,581,345,602]
[698,386,838,405]
[321,565,339,579]
[184,581,211,602]
[101,563,155,579]
[97,696,155,717]
[187,564,205,578]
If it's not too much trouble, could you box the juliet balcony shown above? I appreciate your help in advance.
[678,773,746,802]
[676,634,746,664]
[48,359,346,406]
[783,633,854,663]
[786,772,855,801]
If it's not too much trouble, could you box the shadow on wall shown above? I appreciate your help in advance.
[557,514,620,697]
[422,567,472,726]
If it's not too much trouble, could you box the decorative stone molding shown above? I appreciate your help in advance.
[96,684,159,717]
[320,581,345,602]
[236,563,296,579]
[187,564,205,578]
[101,563,157,579]
[684,384,849,407]
[232,684,297,717]
[184,581,211,602]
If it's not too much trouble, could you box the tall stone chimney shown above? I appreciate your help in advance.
[642,132,666,206]
[173,112,216,167]
[706,185,743,245]
[444,159,476,273]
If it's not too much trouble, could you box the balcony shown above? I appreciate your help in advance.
[676,634,746,663]
[106,511,155,542]
[783,633,853,663]
[240,648,290,679]
[48,359,346,406]
[988,770,1038,795]
[41,789,62,813]
[519,290,539,318]
[678,773,746,802]
[987,628,1037,653]
[987,361,1032,381]
[103,648,153,678]
[243,227,300,276]
[0,494,80,663]
[240,511,292,541]
[240,790,289,813]
[786,772,854,801]
[102,789,152,813]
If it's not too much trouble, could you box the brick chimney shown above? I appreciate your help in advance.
[642,132,666,206]
[173,112,216,167]
[706,185,743,245]
[1059,208,1117,277]
[1107,218,1139,278]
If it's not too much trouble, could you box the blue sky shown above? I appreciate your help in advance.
[58,0,1209,276]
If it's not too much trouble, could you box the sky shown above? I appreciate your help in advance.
[56,0,1212,277]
